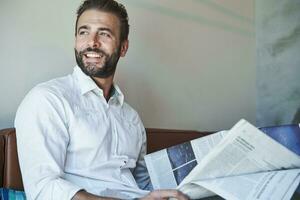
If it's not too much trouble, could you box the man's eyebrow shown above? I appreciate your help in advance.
[77,25,90,33]
[77,26,113,35]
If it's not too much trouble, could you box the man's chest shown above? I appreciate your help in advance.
[65,97,142,164]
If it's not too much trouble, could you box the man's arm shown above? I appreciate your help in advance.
[133,123,153,190]
[140,190,189,200]
[72,190,118,200]
[72,190,189,200]
[15,87,82,199]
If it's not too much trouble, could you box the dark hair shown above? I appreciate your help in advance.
[75,0,129,42]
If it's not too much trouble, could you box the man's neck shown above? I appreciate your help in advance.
[92,75,114,102]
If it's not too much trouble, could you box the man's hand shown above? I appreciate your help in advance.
[140,189,189,200]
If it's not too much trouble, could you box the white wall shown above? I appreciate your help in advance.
[0,0,255,131]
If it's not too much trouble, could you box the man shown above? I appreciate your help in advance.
[15,0,188,199]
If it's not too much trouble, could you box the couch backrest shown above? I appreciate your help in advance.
[146,128,212,153]
[0,128,212,191]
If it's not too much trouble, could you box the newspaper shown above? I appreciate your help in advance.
[145,119,300,199]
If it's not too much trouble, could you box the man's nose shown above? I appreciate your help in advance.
[88,33,101,48]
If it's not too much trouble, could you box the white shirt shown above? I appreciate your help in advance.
[15,66,151,200]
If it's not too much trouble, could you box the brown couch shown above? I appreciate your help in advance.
[2,128,300,200]
[0,128,212,191]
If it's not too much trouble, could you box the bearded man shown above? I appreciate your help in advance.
[15,0,188,200]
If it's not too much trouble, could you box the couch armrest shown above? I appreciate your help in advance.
[0,128,23,190]
[0,134,5,187]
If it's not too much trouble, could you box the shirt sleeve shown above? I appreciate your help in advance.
[14,86,83,200]
[132,121,153,191]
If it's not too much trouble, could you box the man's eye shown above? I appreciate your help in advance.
[99,32,110,37]
[79,31,88,35]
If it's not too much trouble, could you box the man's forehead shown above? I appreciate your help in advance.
[77,9,120,30]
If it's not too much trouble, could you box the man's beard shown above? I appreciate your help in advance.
[75,47,121,78]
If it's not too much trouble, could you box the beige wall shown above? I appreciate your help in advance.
[0,0,255,131]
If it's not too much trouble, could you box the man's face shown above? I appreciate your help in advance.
[75,9,128,78]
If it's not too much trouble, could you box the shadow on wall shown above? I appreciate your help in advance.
[293,107,300,124]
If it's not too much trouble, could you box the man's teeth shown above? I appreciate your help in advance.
[86,53,102,58]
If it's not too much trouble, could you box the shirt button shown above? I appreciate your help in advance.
[120,160,127,169]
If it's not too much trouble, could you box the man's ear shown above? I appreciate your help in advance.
[120,40,129,57]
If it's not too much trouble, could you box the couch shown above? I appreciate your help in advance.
[0,127,212,191]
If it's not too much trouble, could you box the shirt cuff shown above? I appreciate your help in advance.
[56,179,84,200]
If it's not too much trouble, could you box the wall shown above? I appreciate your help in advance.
[0,0,255,131]
[0,0,77,128]
[256,0,300,126]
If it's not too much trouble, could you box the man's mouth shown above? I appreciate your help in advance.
[84,52,104,58]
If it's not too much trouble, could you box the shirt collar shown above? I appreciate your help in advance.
[111,84,124,106]
[73,66,124,105]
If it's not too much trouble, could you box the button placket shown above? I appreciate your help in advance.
[107,107,118,156]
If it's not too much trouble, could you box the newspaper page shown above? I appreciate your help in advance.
[193,169,300,200]
[178,119,300,199]
[145,131,228,190]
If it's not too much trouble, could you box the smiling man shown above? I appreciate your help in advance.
[14,0,188,200]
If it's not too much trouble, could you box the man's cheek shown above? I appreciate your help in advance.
[75,42,87,51]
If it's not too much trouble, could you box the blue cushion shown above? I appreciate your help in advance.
[0,188,26,200]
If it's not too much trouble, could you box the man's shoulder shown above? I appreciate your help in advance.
[122,101,138,114]
[15,75,76,123]
[37,74,74,94]
[22,74,77,106]
[121,102,143,124]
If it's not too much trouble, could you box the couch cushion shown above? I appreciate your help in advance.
[0,188,26,200]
